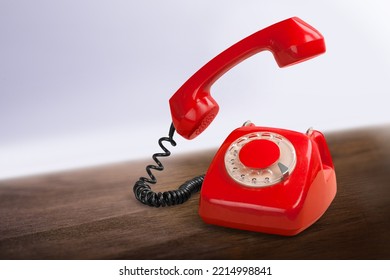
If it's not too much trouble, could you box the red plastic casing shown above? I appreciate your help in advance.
[169,17,326,140]
[199,126,337,236]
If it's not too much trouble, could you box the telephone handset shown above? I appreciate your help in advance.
[169,16,325,140]
[134,17,337,236]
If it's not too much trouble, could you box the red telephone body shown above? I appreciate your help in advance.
[199,123,337,236]
[167,17,336,235]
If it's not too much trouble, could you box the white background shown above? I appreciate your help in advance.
[0,260,387,280]
[1,0,389,179]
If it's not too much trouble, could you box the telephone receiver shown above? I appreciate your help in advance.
[169,17,326,140]
[134,17,336,236]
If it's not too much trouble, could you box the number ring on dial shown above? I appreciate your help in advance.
[224,132,297,187]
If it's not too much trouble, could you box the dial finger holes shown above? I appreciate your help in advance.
[224,132,296,188]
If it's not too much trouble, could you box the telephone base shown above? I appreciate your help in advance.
[198,125,337,236]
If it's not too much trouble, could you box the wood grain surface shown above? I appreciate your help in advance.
[0,125,389,259]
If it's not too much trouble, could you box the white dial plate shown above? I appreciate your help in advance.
[224,132,297,188]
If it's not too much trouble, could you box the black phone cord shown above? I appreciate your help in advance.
[133,123,205,207]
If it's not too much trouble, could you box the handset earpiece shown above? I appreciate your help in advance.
[169,17,326,140]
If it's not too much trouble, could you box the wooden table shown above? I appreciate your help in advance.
[0,125,389,259]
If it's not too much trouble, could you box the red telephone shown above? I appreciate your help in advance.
[134,17,337,236]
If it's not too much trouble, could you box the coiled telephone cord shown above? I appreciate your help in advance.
[133,123,204,207]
